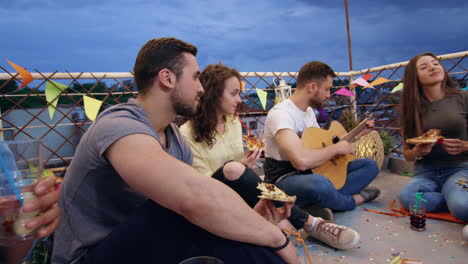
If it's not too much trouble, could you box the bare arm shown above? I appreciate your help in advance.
[274,129,353,171]
[106,134,291,251]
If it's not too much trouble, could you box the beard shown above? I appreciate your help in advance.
[170,89,199,117]
[310,98,323,109]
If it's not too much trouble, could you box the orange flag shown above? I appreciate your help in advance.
[7,60,33,89]
[364,77,391,89]
[240,81,245,92]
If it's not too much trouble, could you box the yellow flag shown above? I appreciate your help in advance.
[391,83,404,93]
[83,95,103,121]
[364,77,391,89]
[45,80,68,119]
[256,88,268,110]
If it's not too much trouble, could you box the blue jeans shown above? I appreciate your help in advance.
[276,159,379,212]
[398,162,468,222]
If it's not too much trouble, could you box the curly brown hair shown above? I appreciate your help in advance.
[400,52,460,141]
[189,64,241,148]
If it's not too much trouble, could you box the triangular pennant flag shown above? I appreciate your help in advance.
[83,95,103,121]
[352,77,370,87]
[256,88,268,110]
[364,77,391,88]
[391,83,404,93]
[29,163,54,178]
[333,87,355,97]
[240,81,245,92]
[274,96,281,105]
[317,108,329,122]
[45,80,68,119]
[7,60,33,89]
[352,74,373,88]
[462,87,468,91]
[362,74,373,81]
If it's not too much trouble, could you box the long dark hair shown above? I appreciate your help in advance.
[190,64,241,148]
[400,52,460,140]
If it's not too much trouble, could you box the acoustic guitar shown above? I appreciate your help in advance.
[301,117,371,189]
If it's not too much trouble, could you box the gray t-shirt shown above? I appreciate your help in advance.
[52,98,192,263]
[419,91,468,167]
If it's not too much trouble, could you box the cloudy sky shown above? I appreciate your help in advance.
[1,0,467,74]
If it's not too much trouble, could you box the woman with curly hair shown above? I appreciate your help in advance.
[180,64,360,250]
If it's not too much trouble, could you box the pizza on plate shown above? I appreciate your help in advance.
[243,134,265,151]
[405,128,444,144]
[256,182,295,203]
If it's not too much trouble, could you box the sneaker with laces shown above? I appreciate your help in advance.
[307,218,360,250]
[300,205,333,221]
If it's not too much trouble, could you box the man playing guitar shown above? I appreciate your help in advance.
[263,61,380,215]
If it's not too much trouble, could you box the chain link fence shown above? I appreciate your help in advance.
[1,51,466,168]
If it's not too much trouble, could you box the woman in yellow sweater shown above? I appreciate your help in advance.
[180,64,360,250]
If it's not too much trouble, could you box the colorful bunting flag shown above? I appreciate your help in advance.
[256,88,268,110]
[240,81,245,92]
[83,95,103,121]
[352,77,370,87]
[391,83,404,93]
[333,87,355,97]
[317,108,329,122]
[45,80,68,119]
[362,74,373,80]
[7,60,33,89]
[352,74,373,88]
[364,77,391,89]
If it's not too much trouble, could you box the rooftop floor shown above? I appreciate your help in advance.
[300,171,468,264]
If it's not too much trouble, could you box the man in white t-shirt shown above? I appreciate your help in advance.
[264,61,380,213]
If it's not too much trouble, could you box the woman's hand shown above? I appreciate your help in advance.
[440,138,467,155]
[413,142,436,158]
[23,175,60,238]
[253,197,295,225]
[240,149,262,168]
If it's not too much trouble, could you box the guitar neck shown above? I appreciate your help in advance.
[342,118,369,142]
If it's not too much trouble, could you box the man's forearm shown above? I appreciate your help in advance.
[295,145,338,170]
[180,175,286,248]
[109,135,286,249]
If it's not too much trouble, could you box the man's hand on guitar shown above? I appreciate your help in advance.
[333,141,355,156]
[358,120,375,137]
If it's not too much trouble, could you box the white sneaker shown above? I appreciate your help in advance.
[307,218,360,250]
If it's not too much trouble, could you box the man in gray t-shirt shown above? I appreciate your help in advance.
[52,38,297,264]
[52,98,192,262]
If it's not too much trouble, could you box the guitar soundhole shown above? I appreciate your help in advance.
[332,136,340,144]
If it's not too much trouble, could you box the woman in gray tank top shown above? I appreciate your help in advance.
[398,52,468,225]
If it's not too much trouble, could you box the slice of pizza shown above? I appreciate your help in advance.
[256,182,295,203]
[243,134,265,151]
[406,129,444,144]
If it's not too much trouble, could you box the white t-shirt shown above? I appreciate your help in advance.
[264,99,319,161]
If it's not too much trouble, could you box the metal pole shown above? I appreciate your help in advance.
[344,0,357,121]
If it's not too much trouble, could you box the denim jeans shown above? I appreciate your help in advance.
[398,162,468,222]
[276,159,379,212]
